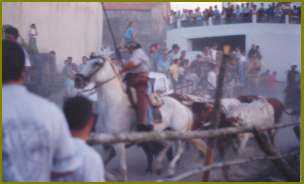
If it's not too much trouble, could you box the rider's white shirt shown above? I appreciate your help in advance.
[128,48,150,73]
[3,84,81,181]
[53,138,105,182]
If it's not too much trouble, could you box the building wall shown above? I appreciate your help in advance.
[2,2,103,69]
[102,3,169,50]
[167,23,300,80]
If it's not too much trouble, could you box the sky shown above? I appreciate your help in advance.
[170,2,223,11]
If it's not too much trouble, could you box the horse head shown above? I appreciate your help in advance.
[75,56,117,89]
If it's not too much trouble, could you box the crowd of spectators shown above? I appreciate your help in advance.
[170,2,301,28]
[147,41,283,97]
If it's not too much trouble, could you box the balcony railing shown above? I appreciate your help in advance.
[169,14,300,29]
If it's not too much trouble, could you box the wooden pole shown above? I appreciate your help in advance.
[202,45,231,181]
[88,122,297,145]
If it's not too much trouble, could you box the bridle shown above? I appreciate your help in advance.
[75,58,121,93]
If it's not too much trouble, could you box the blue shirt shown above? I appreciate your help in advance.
[155,54,170,73]
[123,27,134,43]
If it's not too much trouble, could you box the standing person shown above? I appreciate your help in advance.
[167,44,180,65]
[179,61,188,82]
[266,71,278,95]
[285,65,300,112]
[179,50,190,68]
[246,54,262,94]
[207,63,218,97]
[29,24,38,54]
[201,47,212,64]
[123,21,135,46]
[120,42,153,130]
[156,48,170,74]
[148,44,158,71]
[213,5,221,24]
[78,56,89,72]
[49,51,57,75]
[255,45,262,60]
[200,47,212,88]
[210,44,218,63]
[63,57,78,98]
[236,49,248,93]
[169,58,181,90]
[2,40,81,181]
[54,96,105,182]
[247,44,256,59]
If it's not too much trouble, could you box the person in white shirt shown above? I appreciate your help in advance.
[210,44,218,62]
[54,96,105,182]
[2,40,81,181]
[207,63,218,96]
[29,23,38,53]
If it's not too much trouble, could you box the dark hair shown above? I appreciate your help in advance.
[63,96,93,131]
[127,41,141,51]
[172,44,179,50]
[4,26,19,39]
[49,50,56,55]
[3,40,25,83]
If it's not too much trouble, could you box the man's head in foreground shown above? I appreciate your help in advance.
[63,96,96,141]
[3,39,25,84]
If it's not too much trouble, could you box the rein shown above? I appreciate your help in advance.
[80,61,124,94]
[80,76,116,94]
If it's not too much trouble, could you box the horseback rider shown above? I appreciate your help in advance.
[119,41,153,131]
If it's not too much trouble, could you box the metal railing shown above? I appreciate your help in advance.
[170,14,300,29]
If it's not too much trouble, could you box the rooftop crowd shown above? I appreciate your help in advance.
[169,2,301,27]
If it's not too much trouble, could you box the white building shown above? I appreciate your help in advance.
[2,2,104,70]
[167,19,300,81]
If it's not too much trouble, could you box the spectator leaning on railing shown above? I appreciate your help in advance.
[170,2,301,28]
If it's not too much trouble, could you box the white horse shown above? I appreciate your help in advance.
[76,57,207,180]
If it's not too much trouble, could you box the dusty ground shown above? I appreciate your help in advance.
[48,87,300,182]
[104,113,299,181]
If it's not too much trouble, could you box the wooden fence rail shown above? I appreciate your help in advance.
[88,122,297,145]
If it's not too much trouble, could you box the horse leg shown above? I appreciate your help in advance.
[140,143,153,173]
[267,129,276,145]
[238,133,251,154]
[166,147,174,161]
[188,138,208,157]
[103,145,116,165]
[217,138,230,180]
[167,140,185,177]
[153,141,172,175]
[113,143,128,181]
